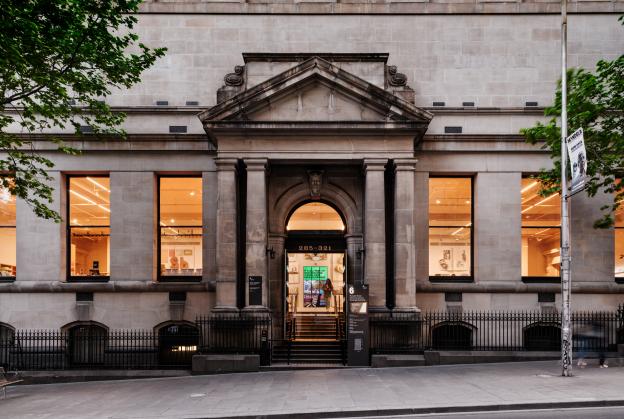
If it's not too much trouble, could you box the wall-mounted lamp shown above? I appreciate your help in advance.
[356,247,365,260]
[266,246,276,259]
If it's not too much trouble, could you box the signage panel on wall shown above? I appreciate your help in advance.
[248,276,262,306]
[347,282,369,366]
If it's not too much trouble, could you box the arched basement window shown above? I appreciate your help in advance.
[287,202,344,231]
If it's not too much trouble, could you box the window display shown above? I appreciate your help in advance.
[68,177,110,279]
[429,177,472,278]
[521,178,561,277]
[0,182,16,279]
[159,177,202,279]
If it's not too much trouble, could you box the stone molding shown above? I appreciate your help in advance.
[139,0,624,15]
[363,158,388,171]
[0,281,215,293]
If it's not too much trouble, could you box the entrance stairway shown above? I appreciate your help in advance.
[272,314,345,365]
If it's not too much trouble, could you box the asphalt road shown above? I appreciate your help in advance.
[351,406,624,419]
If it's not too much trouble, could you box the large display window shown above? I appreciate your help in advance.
[0,181,16,280]
[68,176,110,281]
[521,178,561,279]
[428,177,472,280]
[158,177,202,281]
[615,180,623,280]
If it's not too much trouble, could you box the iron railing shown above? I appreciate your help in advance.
[0,329,198,370]
[196,313,272,365]
[370,307,624,354]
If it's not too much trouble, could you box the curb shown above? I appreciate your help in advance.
[200,399,624,419]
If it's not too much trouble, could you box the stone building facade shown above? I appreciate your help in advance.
[0,1,623,353]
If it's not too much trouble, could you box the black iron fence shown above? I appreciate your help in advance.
[196,313,272,365]
[370,307,624,354]
[0,329,198,371]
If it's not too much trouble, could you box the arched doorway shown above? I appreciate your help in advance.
[67,323,107,366]
[285,202,347,314]
[273,202,347,364]
[156,322,199,367]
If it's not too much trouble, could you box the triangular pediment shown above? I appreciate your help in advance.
[199,57,433,125]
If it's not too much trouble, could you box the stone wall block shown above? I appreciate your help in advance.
[110,172,156,281]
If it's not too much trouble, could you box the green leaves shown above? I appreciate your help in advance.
[521,22,624,229]
[0,0,166,221]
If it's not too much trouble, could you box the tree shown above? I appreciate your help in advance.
[522,16,624,228]
[0,0,166,221]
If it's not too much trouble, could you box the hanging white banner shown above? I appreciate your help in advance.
[566,127,587,194]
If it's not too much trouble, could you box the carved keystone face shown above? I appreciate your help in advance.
[308,171,323,198]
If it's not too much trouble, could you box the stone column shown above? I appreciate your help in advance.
[268,234,286,337]
[214,159,238,311]
[414,171,429,287]
[363,159,387,310]
[110,172,156,281]
[346,234,364,287]
[244,158,269,309]
[202,171,218,283]
[394,159,418,310]
[16,172,65,281]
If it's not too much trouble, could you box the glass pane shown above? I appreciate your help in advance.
[616,229,624,278]
[69,177,110,227]
[429,178,471,227]
[521,227,560,277]
[615,179,623,227]
[160,178,202,227]
[521,179,560,227]
[160,227,202,277]
[287,202,344,231]
[429,226,471,277]
[0,228,16,278]
[0,184,16,226]
[70,227,110,277]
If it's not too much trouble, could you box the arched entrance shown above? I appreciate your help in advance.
[274,202,347,364]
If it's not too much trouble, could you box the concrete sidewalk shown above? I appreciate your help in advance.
[2,360,624,419]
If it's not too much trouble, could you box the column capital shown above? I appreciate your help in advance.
[215,158,238,171]
[244,158,269,172]
[394,158,418,171]
[363,158,388,172]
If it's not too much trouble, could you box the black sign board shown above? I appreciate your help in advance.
[248,276,263,306]
[347,282,369,366]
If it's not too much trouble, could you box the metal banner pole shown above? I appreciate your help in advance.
[560,0,573,377]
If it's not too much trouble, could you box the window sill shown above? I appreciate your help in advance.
[67,276,110,283]
[429,276,473,283]
[522,276,561,284]
[615,277,624,284]
[158,276,203,283]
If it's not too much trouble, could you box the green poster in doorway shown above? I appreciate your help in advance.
[303,266,328,307]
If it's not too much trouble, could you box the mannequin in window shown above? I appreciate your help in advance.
[180,256,189,270]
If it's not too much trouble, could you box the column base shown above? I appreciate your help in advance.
[210,306,239,316]
[241,305,271,318]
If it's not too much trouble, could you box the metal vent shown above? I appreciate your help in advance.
[185,101,199,106]
[538,292,556,303]
[525,101,539,107]
[156,100,169,106]
[79,125,93,134]
[462,101,475,107]
[169,125,187,134]
[445,292,463,302]
[432,101,445,107]
[76,292,94,302]
[444,126,462,134]
[169,292,187,302]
